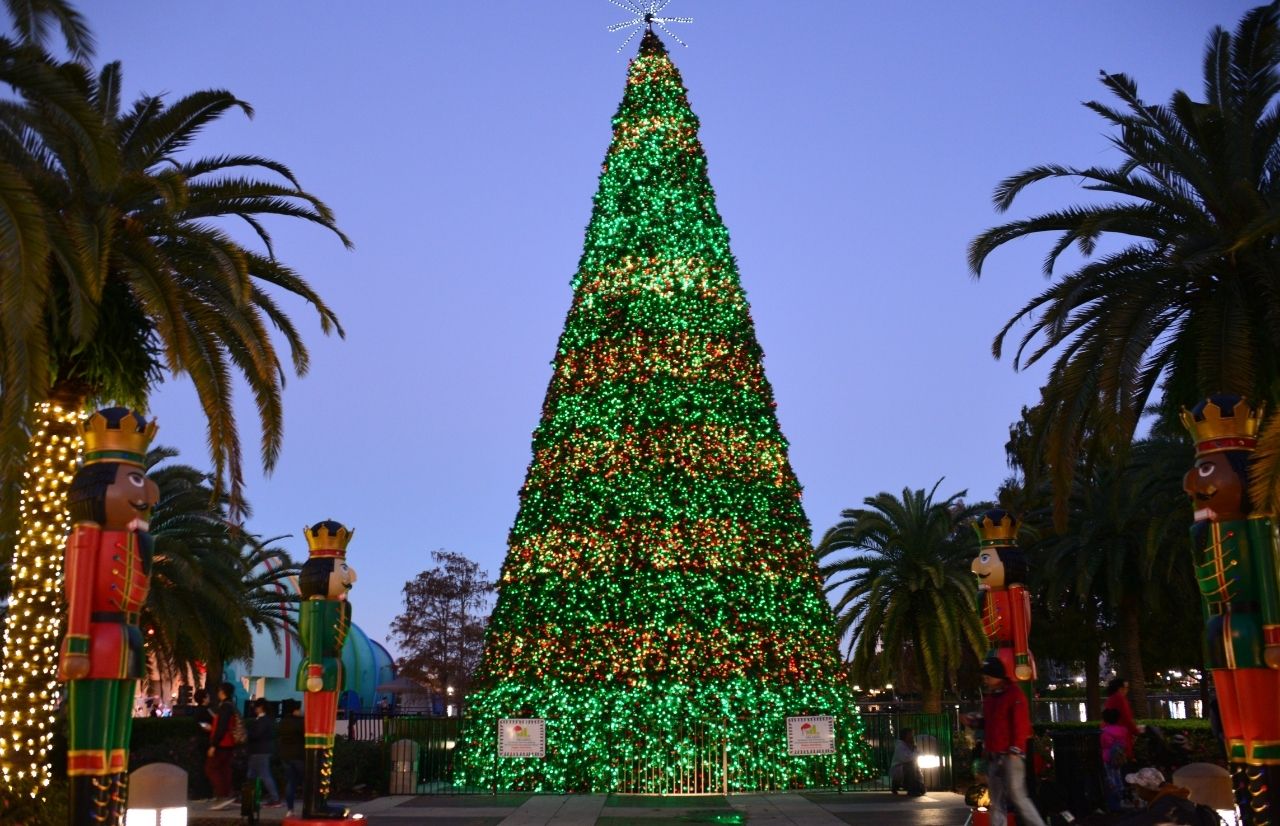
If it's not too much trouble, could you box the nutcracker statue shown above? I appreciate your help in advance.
[971,508,1036,700]
[1181,395,1280,826]
[288,520,358,824]
[59,407,159,826]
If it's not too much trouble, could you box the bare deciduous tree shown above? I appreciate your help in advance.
[389,551,494,705]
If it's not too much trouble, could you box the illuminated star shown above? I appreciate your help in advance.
[606,0,693,53]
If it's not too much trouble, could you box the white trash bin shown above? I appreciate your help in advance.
[389,738,419,795]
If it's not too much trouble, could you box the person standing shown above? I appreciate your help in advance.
[191,689,215,798]
[978,657,1046,826]
[1100,707,1129,812]
[246,699,282,807]
[206,682,238,809]
[1103,677,1142,759]
[277,699,306,816]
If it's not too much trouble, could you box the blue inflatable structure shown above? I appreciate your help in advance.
[223,568,396,711]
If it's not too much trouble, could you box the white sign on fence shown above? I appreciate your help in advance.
[498,718,545,758]
[786,715,835,755]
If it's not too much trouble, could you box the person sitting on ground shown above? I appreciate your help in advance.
[890,728,925,796]
[1125,767,1190,806]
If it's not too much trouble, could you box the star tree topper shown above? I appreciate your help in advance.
[607,0,693,52]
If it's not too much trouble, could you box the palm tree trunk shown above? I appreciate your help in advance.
[921,684,943,714]
[204,661,225,695]
[1118,593,1148,718]
[0,395,85,794]
[1085,654,1102,720]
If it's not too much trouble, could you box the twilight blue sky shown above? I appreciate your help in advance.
[89,1,1254,656]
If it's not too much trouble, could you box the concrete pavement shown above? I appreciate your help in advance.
[188,791,972,825]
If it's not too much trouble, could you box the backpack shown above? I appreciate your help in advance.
[216,710,248,748]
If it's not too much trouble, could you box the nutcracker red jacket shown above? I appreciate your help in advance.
[982,682,1034,756]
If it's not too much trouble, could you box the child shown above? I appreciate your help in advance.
[1100,707,1128,812]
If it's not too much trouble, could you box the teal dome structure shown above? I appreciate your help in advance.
[224,564,395,710]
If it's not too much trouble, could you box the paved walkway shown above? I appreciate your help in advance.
[188,791,972,825]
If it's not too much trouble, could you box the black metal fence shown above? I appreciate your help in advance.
[357,710,952,796]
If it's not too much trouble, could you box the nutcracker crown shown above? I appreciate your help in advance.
[80,406,157,466]
[975,508,1018,547]
[1180,395,1265,456]
[305,519,353,558]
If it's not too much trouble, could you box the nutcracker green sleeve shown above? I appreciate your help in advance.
[1249,517,1280,645]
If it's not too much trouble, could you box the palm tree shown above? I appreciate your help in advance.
[1,0,90,59]
[968,2,1280,520]
[0,52,348,793]
[816,481,987,713]
[143,449,298,688]
[208,535,299,688]
[2,56,349,497]
[1024,434,1191,717]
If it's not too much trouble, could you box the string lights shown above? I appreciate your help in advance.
[461,33,866,791]
[607,0,694,52]
[0,402,84,795]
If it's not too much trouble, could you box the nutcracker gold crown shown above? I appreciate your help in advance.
[79,407,157,466]
[305,519,354,558]
[976,510,1018,546]
[1181,396,1265,456]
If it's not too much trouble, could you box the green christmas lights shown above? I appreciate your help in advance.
[461,32,867,792]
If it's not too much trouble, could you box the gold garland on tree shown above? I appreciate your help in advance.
[0,402,83,794]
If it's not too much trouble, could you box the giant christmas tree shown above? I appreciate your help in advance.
[461,31,865,793]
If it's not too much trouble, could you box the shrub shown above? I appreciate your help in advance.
[0,781,69,826]
[331,738,386,797]
[129,716,215,798]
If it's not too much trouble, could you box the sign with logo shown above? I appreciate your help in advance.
[786,715,835,755]
[498,718,545,758]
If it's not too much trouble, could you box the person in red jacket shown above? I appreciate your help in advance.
[978,657,1046,826]
[1102,677,1142,759]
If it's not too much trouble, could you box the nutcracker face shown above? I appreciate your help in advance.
[101,463,160,531]
[327,560,357,600]
[1183,453,1246,523]
[971,548,1006,590]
